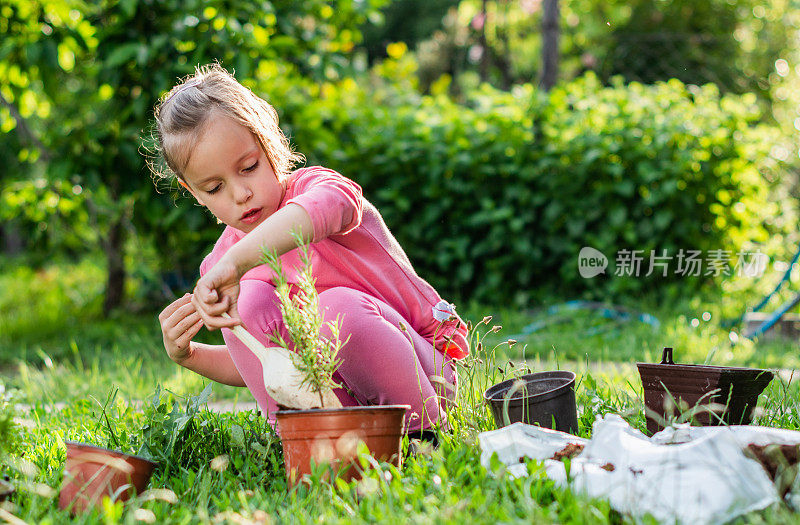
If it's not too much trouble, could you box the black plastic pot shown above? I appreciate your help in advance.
[637,347,774,435]
[484,371,578,434]
[0,477,13,502]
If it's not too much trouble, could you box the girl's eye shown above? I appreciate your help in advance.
[206,184,222,195]
[243,161,258,173]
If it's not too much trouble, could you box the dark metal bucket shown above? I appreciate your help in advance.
[484,371,578,434]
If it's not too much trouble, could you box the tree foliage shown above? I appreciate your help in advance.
[404,0,794,101]
[281,63,790,303]
[1,0,796,310]
[0,0,382,310]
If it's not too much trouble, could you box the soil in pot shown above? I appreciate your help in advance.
[276,405,409,486]
[483,371,578,434]
[637,347,774,435]
[58,441,156,514]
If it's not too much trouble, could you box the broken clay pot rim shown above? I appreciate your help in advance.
[64,441,157,467]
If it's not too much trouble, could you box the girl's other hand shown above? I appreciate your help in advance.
[192,257,242,330]
[159,293,204,364]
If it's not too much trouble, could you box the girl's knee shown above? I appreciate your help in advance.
[317,287,378,324]
[318,286,369,309]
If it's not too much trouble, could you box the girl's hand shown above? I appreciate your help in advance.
[192,256,242,330]
[159,293,204,364]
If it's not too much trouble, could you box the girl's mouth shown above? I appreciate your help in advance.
[241,208,263,224]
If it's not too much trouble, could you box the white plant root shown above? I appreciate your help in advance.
[223,313,341,410]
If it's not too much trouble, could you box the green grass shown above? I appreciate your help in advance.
[2,255,800,523]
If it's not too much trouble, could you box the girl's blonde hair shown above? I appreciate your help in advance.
[150,63,303,184]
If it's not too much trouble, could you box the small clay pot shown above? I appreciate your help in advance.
[58,442,156,514]
[483,371,579,434]
[637,347,774,434]
[276,405,409,486]
[0,477,14,502]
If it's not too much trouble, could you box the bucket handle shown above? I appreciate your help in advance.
[660,347,674,365]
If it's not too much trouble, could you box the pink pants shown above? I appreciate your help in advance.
[221,282,456,432]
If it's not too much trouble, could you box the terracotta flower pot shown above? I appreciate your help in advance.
[637,347,774,435]
[276,405,410,486]
[483,371,579,434]
[58,441,156,514]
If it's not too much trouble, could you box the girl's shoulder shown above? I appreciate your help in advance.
[289,165,340,178]
[286,165,352,188]
[284,166,362,202]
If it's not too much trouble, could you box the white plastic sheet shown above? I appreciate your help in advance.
[479,415,800,524]
[651,423,800,448]
[477,421,588,478]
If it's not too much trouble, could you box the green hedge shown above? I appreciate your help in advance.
[275,70,787,305]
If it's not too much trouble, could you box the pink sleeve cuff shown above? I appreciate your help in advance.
[285,168,363,242]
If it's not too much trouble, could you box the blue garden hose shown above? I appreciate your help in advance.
[508,300,660,340]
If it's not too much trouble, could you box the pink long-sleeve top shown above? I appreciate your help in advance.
[200,166,469,359]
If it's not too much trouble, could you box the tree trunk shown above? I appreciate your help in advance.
[540,0,560,91]
[479,0,490,82]
[1,223,24,255]
[495,0,513,89]
[102,215,126,314]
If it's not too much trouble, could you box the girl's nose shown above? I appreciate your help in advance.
[233,183,252,204]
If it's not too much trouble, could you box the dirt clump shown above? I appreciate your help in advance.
[746,443,799,497]
[551,443,585,460]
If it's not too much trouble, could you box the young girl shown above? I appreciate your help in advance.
[152,64,468,433]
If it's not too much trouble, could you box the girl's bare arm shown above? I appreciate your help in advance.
[179,342,246,387]
[223,203,314,283]
[192,203,314,329]
[159,292,245,386]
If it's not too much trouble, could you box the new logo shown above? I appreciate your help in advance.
[579,247,608,278]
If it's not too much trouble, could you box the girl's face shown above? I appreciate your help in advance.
[182,112,284,233]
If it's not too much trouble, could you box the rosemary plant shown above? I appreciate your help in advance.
[261,234,346,408]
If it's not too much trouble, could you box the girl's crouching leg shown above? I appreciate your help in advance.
[318,287,457,433]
